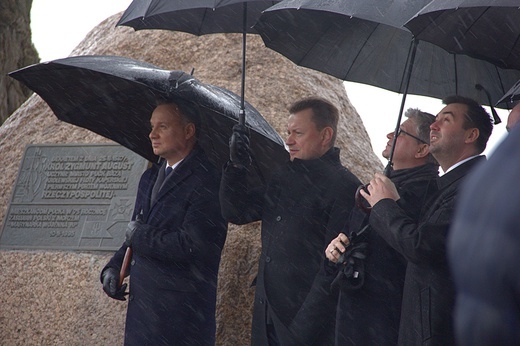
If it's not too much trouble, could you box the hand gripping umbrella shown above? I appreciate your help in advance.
[9,55,289,285]
[117,0,279,125]
[255,0,520,175]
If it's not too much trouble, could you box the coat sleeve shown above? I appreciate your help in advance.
[219,161,265,224]
[130,177,227,264]
[287,179,359,344]
[369,197,452,265]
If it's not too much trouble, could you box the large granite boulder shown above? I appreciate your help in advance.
[0,13,382,345]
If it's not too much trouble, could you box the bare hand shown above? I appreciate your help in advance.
[326,233,350,263]
[359,172,400,207]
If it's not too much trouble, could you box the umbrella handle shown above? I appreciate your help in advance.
[355,184,372,214]
[118,247,132,288]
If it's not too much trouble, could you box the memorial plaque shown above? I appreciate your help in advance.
[1,144,149,251]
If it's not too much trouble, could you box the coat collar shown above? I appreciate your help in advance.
[288,147,342,173]
[152,145,205,201]
[437,155,486,189]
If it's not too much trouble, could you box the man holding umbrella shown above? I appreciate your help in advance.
[220,97,361,345]
[360,95,493,345]
[100,97,227,345]
[326,108,439,345]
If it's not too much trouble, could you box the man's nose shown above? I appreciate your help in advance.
[149,128,157,139]
[285,133,294,145]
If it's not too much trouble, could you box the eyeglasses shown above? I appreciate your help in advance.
[397,128,428,144]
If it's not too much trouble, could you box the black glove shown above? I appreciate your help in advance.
[125,219,144,247]
[331,241,368,291]
[101,267,128,301]
[229,124,251,168]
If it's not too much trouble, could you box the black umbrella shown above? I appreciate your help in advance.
[255,0,520,173]
[497,79,520,105]
[8,55,288,182]
[405,0,520,71]
[117,0,279,125]
[404,0,520,109]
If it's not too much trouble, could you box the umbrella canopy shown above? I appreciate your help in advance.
[255,0,520,109]
[405,0,520,71]
[117,0,279,34]
[117,0,280,125]
[8,55,288,182]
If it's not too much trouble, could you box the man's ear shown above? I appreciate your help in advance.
[185,123,196,140]
[321,127,334,146]
[415,143,430,159]
[465,128,480,144]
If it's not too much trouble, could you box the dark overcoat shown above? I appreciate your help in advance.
[103,146,227,346]
[335,163,438,345]
[369,156,485,345]
[220,147,361,346]
[449,127,520,346]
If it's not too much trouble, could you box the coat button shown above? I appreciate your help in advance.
[131,259,135,265]
[259,298,264,304]
[266,256,271,263]
[129,295,134,301]
[276,216,282,221]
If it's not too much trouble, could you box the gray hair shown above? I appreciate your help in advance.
[405,108,438,165]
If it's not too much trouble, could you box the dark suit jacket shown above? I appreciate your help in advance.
[220,147,361,346]
[103,146,227,346]
[369,156,485,345]
[450,127,520,346]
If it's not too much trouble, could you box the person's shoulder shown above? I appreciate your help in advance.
[334,164,362,185]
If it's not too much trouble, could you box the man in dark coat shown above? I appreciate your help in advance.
[449,124,520,346]
[100,99,227,345]
[220,97,361,345]
[326,108,439,345]
[360,95,493,345]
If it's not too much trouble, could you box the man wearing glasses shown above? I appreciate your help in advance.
[326,108,439,345]
[360,96,493,345]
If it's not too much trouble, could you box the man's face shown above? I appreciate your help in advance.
[285,108,329,161]
[149,104,193,164]
[382,119,426,170]
[429,103,470,164]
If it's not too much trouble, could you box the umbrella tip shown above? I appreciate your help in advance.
[475,84,501,125]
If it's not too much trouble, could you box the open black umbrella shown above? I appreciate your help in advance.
[404,0,520,109]
[405,0,520,71]
[497,79,520,105]
[117,0,279,125]
[8,55,288,182]
[255,0,520,173]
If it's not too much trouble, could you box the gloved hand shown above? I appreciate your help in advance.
[229,124,251,168]
[101,267,128,301]
[331,241,368,291]
[125,219,144,247]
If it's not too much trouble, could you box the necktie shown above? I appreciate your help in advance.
[165,166,173,176]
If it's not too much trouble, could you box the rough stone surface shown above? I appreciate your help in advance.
[0,0,39,124]
[0,14,383,345]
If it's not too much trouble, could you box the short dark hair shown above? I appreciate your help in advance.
[442,95,493,153]
[155,97,201,137]
[289,97,339,146]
